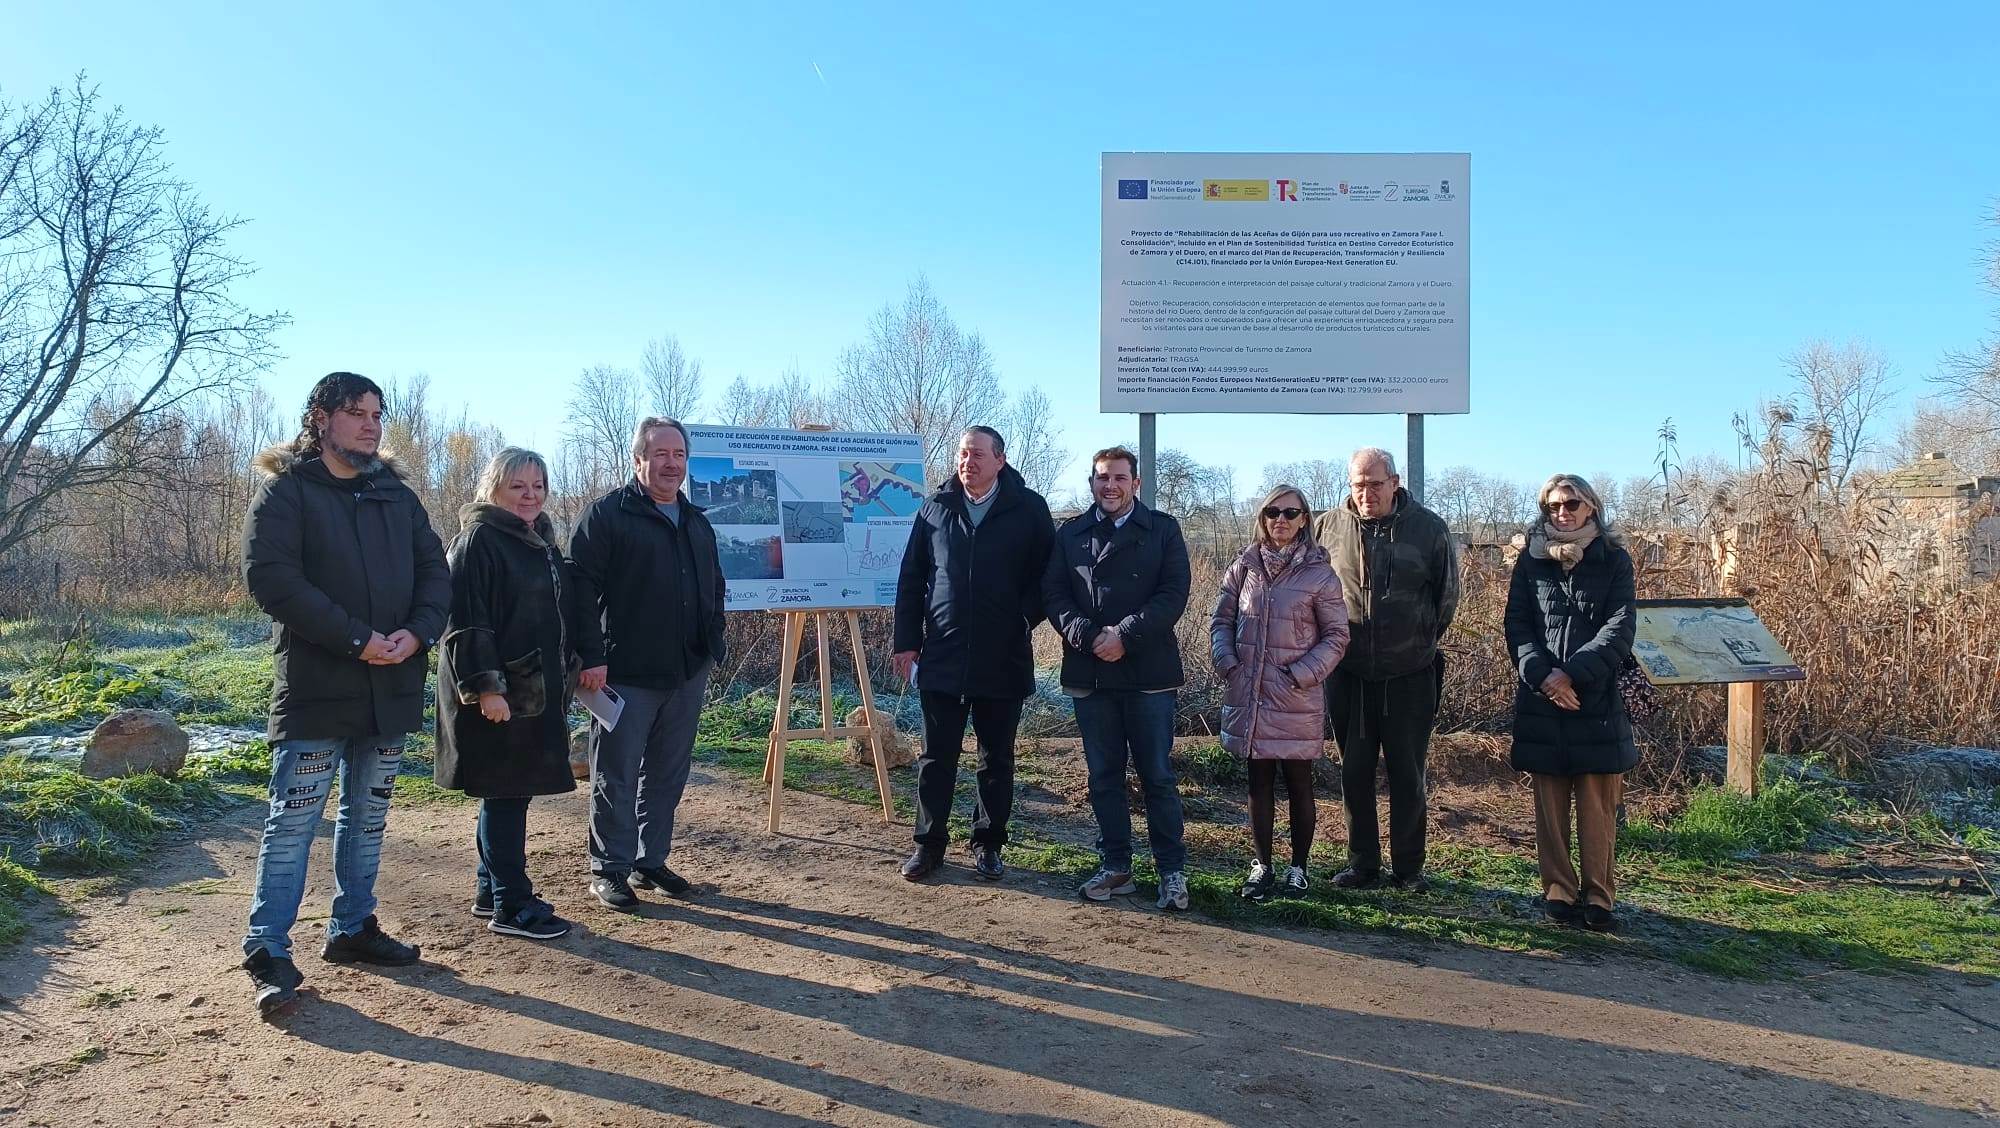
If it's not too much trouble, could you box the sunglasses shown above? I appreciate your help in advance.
[1545,498,1588,514]
[1262,506,1305,520]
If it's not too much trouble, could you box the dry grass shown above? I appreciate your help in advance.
[715,500,2000,770]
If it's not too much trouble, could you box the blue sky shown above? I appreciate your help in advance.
[8,2,1998,500]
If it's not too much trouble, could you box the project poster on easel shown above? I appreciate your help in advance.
[683,424,925,612]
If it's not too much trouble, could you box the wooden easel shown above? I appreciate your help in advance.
[761,608,895,832]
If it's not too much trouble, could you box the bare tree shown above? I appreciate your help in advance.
[1900,398,2000,473]
[834,276,1004,484]
[1004,385,1067,496]
[768,364,836,429]
[1920,203,2000,470]
[0,79,285,558]
[717,373,775,428]
[1936,201,2000,422]
[1426,464,1480,534]
[640,334,704,419]
[1257,458,1343,510]
[1783,339,1899,501]
[563,364,637,492]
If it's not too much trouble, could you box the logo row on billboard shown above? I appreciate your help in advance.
[723,578,896,609]
[1118,178,1454,203]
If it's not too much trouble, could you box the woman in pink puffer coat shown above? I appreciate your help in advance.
[1211,484,1350,901]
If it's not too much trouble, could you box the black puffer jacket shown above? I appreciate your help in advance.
[241,446,451,741]
[567,480,727,690]
[1041,501,1190,692]
[435,506,601,798]
[893,464,1054,699]
[1504,534,1639,776]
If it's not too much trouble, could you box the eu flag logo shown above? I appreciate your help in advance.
[1117,179,1148,200]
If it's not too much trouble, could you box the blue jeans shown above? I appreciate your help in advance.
[243,736,405,959]
[476,796,534,913]
[1074,690,1185,874]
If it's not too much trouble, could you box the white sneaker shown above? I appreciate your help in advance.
[1282,865,1309,893]
[1157,871,1190,911]
[1080,868,1137,902]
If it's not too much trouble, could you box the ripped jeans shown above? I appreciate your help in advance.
[242,736,405,959]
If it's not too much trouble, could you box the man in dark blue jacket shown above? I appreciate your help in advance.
[1042,446,1192,910]
[568,417,727,910]
[892,426,1054,882]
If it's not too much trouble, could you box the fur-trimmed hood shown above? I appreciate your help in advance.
[457,501,557,547]
[251,443,411,481]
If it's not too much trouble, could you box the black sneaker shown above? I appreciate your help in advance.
[1240,862,1276,902]
[321,915,421,966]
[1543,898,1579,925]
[900,845,943,882]
[590,874,641,910]
[630,865,693,897]
[242,950,302,1018]
[472,885,495,919]
[971,845,1005,881]
[1581,904,1620,933]
[489,900,572,941]
[1391,873,1430,894]
[1330,867,1382,889]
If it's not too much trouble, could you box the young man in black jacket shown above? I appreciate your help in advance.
[1042,446,1192,909]
[239,373,451,1017]
[567,417,727,910]
[892,426,1054,882]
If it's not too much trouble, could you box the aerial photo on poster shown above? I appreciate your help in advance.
[685,425,925,609]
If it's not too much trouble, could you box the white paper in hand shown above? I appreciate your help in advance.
[579,684,625,732]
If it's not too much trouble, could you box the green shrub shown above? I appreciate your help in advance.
[0,663,174,737]
[1177,742,1243,786]
[698,692,778,743]
[1623,777,1837,861]
[185,740,274,782]
[0,757,228,874]
[0,855,53,946]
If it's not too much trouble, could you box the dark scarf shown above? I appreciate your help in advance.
[1258,538,1305,580]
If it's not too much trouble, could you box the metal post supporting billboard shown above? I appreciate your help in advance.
[1406,413,1426,503]
[1138,412,1157,507]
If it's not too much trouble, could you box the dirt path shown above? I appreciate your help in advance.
[2,768,1996,1127]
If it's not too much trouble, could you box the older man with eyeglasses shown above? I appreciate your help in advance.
[1313,447,1459,892]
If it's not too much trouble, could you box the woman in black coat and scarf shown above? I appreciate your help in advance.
[437,447,601,940]
[1504,474,1637,932]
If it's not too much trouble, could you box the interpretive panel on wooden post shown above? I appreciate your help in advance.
[1633,598,1806,797]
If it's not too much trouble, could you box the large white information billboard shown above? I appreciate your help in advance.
[684,425,925,611]
[1102,152,1469,414]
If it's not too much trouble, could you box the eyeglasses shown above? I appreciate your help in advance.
[1262,506,1305,520]
[1350,479,1391,491]
[1545,498,1588,514]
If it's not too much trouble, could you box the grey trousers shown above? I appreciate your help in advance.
[588,664,710,877]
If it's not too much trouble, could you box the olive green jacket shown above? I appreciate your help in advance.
[1314,489,1458,681]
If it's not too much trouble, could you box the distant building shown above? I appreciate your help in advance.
[1865,452,2000,586]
